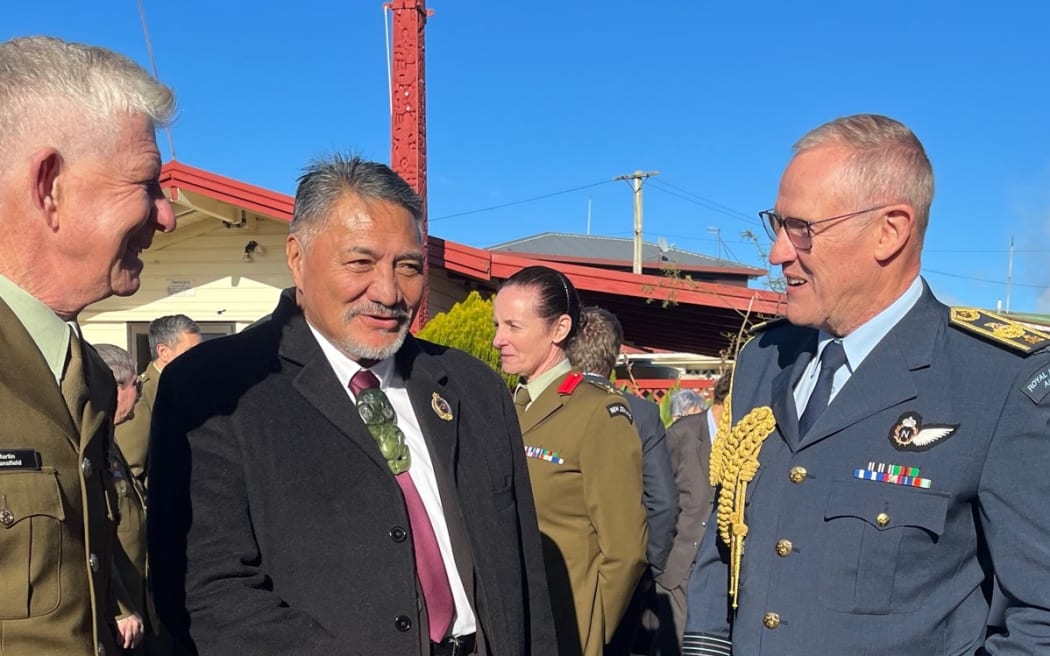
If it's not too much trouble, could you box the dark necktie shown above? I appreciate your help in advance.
[513,384,530,422]
[798,340,847,438]
[350,369,455,642]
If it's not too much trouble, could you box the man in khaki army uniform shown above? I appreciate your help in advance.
[116,314,200,485]
[0,36,176,656]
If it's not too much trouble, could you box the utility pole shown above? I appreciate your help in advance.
[614,170,659,274]
[708,226,723,260]
[1005,235,1014,313]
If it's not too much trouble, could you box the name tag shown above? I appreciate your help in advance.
[0,449,42,470]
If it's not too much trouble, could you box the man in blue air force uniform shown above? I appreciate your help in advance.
[683,114,1050,656]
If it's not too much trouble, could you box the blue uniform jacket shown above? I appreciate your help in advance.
[684,285,1050,655]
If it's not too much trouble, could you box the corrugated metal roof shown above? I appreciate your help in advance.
[489,232,762,275]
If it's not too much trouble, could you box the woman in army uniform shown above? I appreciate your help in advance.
[493,266,647,656]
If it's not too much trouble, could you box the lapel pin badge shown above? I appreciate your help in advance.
[431,393,453,421]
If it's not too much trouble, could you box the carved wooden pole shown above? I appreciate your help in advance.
[388,0,431,329]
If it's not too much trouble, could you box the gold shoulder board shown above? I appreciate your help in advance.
[949,308,1050,355]
[748,316,788,335]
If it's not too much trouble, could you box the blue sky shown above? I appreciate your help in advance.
[6,1,1050,312]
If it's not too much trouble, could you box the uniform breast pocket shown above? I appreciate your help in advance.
[0,469,66,619]
[818,478,949,614]
[116,479,135,535]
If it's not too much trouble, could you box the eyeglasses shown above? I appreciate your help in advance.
[759,205,888,250]
[356,388,412,475]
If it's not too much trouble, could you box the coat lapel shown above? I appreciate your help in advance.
[276,295,393,475]
[770,347,813,451]
[398,338,460,479]
[518,378,565,436]
[80,341,113,450]
[797,290,941,450]
[0,299,79,446]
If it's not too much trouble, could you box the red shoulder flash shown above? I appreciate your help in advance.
[558,371,584,395]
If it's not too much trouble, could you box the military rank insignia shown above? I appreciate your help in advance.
[949,308,1050,354]
[888,412,957,451]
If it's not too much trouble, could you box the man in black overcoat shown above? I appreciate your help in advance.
[148,154,556,656]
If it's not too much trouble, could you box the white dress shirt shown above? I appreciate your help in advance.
[307,324,477,636]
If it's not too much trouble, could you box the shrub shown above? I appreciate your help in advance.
[417,291,517,388]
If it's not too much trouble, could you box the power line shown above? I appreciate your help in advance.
[430,180,613,221]
[926,248,1050,254]
[648,179,759,226]
[922,268,1048,290]
[136,0,176,159]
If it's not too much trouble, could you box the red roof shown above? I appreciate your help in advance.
[161,161,294,221]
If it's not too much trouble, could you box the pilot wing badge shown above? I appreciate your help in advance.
[889,412,957,451]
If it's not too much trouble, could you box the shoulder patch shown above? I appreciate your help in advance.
[1022,364,1050,404]
[606,402,633,424]
[949,308,1050,355]
[748,316,788,335]
[557,371,585,395]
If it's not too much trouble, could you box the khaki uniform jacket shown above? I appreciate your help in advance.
[0,300,120,656]
[115,364,158,483]
[520,372,647,656]
[111,442,155,630]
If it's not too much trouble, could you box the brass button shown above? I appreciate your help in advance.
[788,466,807,484]
[775,539,793,557]
[876,512,890,527]
[0,509,14,527]
[89,553,100,572]
[763,612,780,629]
[81,457,94,478]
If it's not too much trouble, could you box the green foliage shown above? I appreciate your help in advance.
[657,386,677,427]
[616,381,680,428]
[417,291,517,388]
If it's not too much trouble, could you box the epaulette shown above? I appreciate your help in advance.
[581,373,621,395]
[748,316,788,335]
[557,371,585,395]
[949,308,1050,355]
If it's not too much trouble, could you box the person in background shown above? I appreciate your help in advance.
[684,114,1050,655]
[0,35,175,655]
[148,154,556,656]
[494,266,647,656]
[647,377,727,653]
[115,314,201,484]
[703,374,731,445]
[564,305,678,656]
[668,390,705,423]
[96,344,166,655]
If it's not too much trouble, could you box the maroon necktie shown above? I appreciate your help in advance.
[350,369,455,642]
